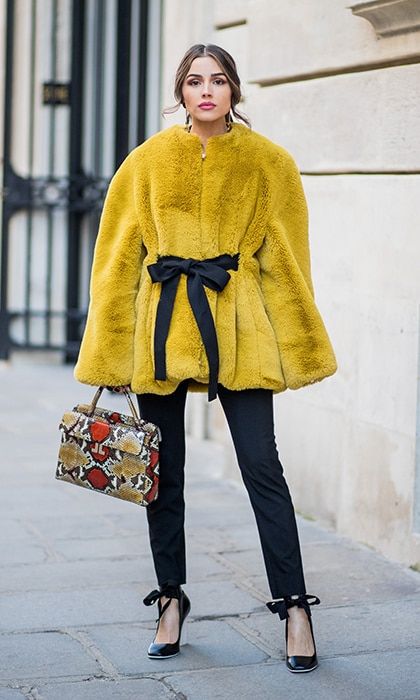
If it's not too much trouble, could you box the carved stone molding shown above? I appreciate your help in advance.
[350,0,420,37]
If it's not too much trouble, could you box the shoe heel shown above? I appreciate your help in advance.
[180,620,188,646]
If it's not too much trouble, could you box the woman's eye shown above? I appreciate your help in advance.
[186,79,226,87]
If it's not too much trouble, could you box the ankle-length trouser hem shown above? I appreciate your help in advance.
[137,380,306,598]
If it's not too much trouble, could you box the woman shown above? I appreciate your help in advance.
[74,44,337,672]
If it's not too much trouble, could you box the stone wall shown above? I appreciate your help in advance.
[161,0,420,566]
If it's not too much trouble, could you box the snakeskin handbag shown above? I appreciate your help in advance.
[55,386,161,506]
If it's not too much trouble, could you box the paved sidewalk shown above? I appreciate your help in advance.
[0,361,420,700]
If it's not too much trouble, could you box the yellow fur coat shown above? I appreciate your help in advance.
[74,123,337,398]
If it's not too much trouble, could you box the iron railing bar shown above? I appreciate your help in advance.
[0,0,15,359]
[9,309,86,319]
[66,0,85,362]
[115,0,131,168]
[7,341,84,352]
[136,0,148,146]
[24,0,37,346]
[94,0,105,177]
[128,0,139,151]
[91,0,98,173]
[45,0,59,346]
[86,0,99,312]
[82,0,93,173]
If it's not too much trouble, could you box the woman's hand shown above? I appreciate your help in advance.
[106,385,131,394]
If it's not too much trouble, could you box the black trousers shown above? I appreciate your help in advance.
[137,380,307,599]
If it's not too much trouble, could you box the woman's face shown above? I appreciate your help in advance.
[182,56,232,127]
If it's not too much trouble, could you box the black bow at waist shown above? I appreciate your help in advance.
[147,253,239,401]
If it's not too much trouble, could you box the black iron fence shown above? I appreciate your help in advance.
[0,0,149,360]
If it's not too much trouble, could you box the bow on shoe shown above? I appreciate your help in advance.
[143,585,181,607]
[265,594,321,620]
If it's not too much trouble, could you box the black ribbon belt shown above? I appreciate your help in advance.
[147,253,239,402]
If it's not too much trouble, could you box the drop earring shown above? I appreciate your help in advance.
[185,110,191,130]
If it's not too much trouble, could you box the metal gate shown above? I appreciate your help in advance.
[0,0,152,360]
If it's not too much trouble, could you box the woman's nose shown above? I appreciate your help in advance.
[201,82,212,96]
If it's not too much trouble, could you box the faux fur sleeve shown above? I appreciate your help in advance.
[74,150,146,387]
[254,149,333,385]
[257,148,314,298]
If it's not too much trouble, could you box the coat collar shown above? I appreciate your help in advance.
[171,122,247,151]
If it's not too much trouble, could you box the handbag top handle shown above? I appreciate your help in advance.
[88,386,142,428]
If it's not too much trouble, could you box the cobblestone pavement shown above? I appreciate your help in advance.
[1,361,420,700]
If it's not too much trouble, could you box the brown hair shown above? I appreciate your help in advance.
[162,44,251,128]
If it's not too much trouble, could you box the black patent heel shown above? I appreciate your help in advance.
[143,584,191,659]
[266,593,320,673]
